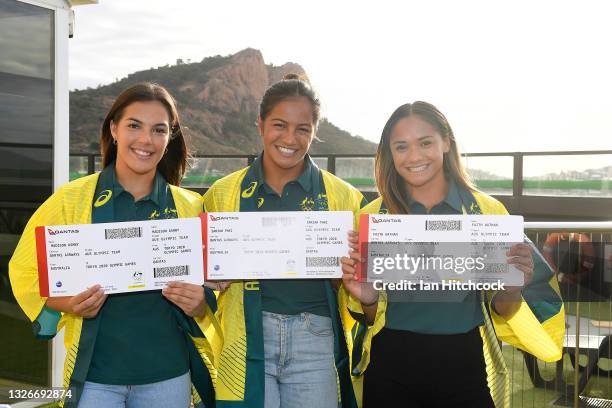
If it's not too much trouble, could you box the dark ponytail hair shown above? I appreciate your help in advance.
[100,83,188,186]
[259,73,321,125]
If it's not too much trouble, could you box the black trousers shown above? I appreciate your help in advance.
[363,327,495,408]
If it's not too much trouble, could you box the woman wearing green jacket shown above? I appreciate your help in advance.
[10,83,216,407]
[202,74,364,408]
[340,101,565,407]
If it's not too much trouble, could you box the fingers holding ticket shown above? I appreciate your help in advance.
[341,231,379,305]
[162,282,206,318]
[46,285,107,318]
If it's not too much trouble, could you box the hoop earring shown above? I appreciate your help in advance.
[112,138,117,145]
[164,148,168,155]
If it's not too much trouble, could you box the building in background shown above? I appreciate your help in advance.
[0,0,97,401]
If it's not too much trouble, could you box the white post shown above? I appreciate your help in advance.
[51,4,70,389]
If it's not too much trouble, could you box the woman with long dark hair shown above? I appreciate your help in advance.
[340,101,565,407]
[10,83,215,407]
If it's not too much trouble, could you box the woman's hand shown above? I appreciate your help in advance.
[492,243,534,318]
[502,243,535,295]
[340,231,379,306]
[162,282,208,318]
[46,285,107,318]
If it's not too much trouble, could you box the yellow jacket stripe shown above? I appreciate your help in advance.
[342,194,565,408]
[202,167,364,407]
[9,173,213,407]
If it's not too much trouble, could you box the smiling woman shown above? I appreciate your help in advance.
[340,101,565,408]
[202,74,365,408]
[9,83,217,408]
[110,101,172,189]
[257,78,319,193]
[375,102,474,215]
[100,84,188,188]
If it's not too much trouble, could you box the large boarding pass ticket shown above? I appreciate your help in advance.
[36,218,205,297]
[202,211,353,280]
[357,214,525,286]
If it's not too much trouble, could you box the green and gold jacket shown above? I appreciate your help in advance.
[9,173,217,407]
[202,164,364,408]
[343,193,565,408]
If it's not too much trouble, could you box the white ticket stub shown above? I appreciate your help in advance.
[203,211,353,280]
[357,214,525,286]
[36,218,204,297]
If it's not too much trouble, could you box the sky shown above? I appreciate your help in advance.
[69,0,612,175]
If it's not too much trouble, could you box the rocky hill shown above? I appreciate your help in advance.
[70,48,377,155]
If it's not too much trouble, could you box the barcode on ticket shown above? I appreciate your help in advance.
[425,220,462,231]
[104,227,143,239]
[306,257,340,267]
[261,217,293,227]
[480,263,509,274]
[153,265,190,278]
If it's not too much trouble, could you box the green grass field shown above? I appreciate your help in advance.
[339,178,612,192]
[182,175,224,186]
[70,172,224,186]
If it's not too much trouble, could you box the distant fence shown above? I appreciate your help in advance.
[514,222,612,408]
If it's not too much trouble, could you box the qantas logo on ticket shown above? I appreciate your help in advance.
[209,214,239,222]
[47,228,80,235]
[370,217,400,224]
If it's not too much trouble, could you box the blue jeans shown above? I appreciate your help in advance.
[78,371,191,408]
[263,311,339,408]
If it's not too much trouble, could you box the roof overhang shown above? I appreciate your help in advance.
[18,0,98,9]
[68,0,98,5]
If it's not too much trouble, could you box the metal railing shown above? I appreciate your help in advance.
[69,150,612,194]
[4,143,609,195]
[520,222,612,407]
[67,150,612,220]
